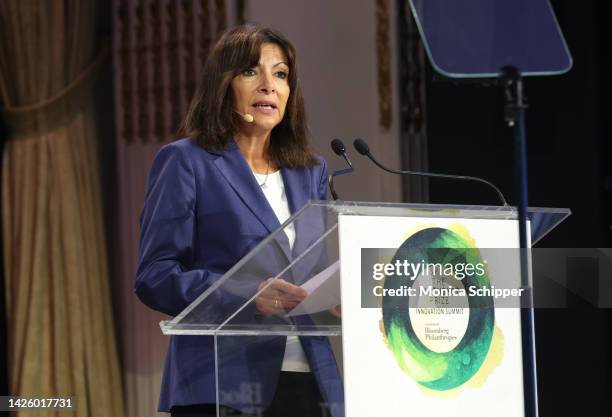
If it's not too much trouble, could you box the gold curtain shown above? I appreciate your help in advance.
[0,1,124,416]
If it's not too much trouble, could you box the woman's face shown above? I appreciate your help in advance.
[231,43,290,134]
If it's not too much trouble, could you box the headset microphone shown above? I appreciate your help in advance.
[234,110,254,123]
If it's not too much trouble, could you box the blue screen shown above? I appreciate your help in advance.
[409,0,572,77]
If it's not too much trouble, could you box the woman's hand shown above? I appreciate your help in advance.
[256,278,307,316]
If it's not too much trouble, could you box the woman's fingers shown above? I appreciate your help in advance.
[268,279,307,300]
[256,296,300,316]
[255,278,307,316]
[256,298,276,316]
[259,279,306,301]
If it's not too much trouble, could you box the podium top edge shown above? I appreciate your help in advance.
[306,200,571,216]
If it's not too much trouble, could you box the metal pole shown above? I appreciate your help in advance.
[501,65,538,417]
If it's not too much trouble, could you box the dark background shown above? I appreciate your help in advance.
[424,1,611,416]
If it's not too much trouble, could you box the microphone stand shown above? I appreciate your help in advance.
[500,65,537,417]
[354,139,508,206]
[328,166,353,200]
[328,139,354,200]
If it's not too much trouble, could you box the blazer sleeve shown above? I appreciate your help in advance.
[135,143,225,317]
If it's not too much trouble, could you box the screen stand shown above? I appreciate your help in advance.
[501,65,537,417]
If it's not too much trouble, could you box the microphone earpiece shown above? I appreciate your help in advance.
[234,110,254,123]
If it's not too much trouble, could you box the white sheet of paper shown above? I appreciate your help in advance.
[285,261,340,317]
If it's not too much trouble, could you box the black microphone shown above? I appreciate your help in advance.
[328,138,354,200]
[353,138,508,206]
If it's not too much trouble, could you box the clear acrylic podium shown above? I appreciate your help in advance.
[160,201,570,417]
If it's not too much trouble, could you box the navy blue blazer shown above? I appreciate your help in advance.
[135,138,344,416]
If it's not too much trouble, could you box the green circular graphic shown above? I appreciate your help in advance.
[382,227,494,391]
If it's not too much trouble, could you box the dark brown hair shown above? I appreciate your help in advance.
[180,24,318,167]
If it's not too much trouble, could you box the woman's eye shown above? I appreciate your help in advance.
[242,68,256,76]
[275,71,288,79]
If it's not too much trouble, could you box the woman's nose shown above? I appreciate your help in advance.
[257,72,275,93]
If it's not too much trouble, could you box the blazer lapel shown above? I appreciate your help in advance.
[281,166,311,257]
[213,140,292,260]
[280,166,310,215]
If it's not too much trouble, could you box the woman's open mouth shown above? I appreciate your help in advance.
[252,101,277,114]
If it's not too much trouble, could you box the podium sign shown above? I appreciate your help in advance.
[340,214,528,417]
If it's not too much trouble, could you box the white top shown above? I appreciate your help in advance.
[252,170,311,373]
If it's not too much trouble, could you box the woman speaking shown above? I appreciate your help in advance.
[135,25,343,417]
